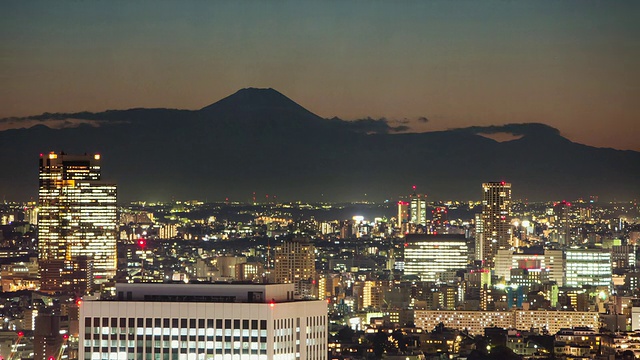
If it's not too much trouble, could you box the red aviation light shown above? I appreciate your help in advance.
[17,331,24,337]
[76,299,83,306]
[138,239,146,248]
[501,181,506,185]
[49,357,55,360]
[269,300,275,308]
[62,334,69,340]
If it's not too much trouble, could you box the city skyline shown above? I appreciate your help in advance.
[0,152,639,359]
[1,1,639,151]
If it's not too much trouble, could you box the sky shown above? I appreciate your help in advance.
[1,1,639,150]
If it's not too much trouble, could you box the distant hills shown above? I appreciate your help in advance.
[1,88,638,202]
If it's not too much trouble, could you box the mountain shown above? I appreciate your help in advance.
[0,88,638,202]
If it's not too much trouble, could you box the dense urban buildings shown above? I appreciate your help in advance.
[1,170,639,359]
[37,152,117,293]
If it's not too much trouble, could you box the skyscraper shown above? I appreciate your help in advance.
[397,201,409,229]
[553,200,571,245]
[409,186,427,227]
[273,238,316,298]
[480,182,512,267]
[38,152,117,293]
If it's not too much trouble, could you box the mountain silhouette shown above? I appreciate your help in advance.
[0,88,638,202]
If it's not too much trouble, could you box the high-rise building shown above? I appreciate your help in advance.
[409,186,427,227]
[480,182,512,267]
[273,238,316,298]
[397,201,409,229]
[362,280,384,310]
[404,234,469,282]
[38,152,117,293]
[553,200,571,245]
[474,213,484,263]
[79,283,328,360]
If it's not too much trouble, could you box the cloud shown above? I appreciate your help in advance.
[452,123,561,137]
[0,115,108,131]
[329,117,412,134]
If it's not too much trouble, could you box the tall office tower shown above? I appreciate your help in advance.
[409,186,427,227]
[480,182,512,267]
[38,152,117,293]
[80,283,328,360]
[404,234,469,282]
[554,200,571,245]
[273,238,317,298]
[397,201,409,229]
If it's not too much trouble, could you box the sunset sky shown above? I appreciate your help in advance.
[1,1,638,150]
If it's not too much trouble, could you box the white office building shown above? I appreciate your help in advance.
[565,248,612,289]
[414,309,599,335]
[404,234,469,282]
[79,283,327,360]
[494,249,564,286]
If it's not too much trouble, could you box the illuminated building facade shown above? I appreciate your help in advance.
[38,152,117,292]
[1,257,40,292]
[553,201,571,245]
[404,234,469,282]
[414,309,599,335]
[236,262,264,282]
[494,249,564,286]
[397,201,409,229]
[565,248,612,289]
[273,238,316,298]
[480,182,512,267]
[362,280,383,310]
[474,213,484,263]
[409,190,427,227]
[432,206,448,227]
[79,283,327,360]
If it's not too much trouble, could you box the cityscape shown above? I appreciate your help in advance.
[1,1,639,360]
[0,153,638,359]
